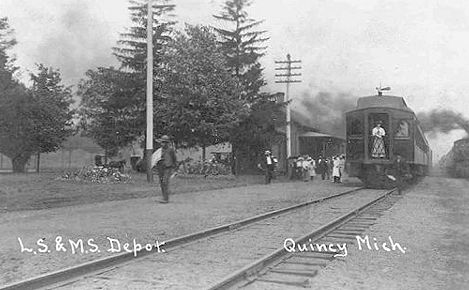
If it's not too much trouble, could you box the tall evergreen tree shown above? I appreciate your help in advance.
[113,0,175,74]
[213,0,268,102]
[80,1,175,158]
[213,1,283,174]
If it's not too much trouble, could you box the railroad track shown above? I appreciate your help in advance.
[209,188,399,289]
[1,186,390,290]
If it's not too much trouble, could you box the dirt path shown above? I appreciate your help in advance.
[310,177,469,290]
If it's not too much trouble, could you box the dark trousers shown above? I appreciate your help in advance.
[265,165,274,184]
[158,167,172,201]
[396,176,403,194]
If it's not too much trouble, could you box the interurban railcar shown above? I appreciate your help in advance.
[443,138,469,178]
[345,93,432,188]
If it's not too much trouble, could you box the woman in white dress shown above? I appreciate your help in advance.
[307,157,316,181]
[332,156,341,183]
[301,156,310,182]
[371,121,386,158]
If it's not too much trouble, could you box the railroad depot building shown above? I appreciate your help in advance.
[268,93,346,173]
[272,111,346,173]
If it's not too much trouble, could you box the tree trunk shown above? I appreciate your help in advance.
[232,144,239,176]
[202,144,206,162]
[36,152,40,173]
[12,154,30,173]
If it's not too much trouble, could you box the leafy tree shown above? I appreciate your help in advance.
[231,94,287,172]
[0,44,74,172]
[0,17,32,172]
[213,0,268,102]
[0,17,17,87]
[78,67,144,157]
[29,64,75,155]
[0,86,32,172]
[160,25,248,159]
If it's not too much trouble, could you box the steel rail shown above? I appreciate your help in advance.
[1,187,364,290]
[208,188,396,290]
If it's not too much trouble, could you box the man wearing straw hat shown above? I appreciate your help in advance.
[155,135,177,203]
[258,150,276,184]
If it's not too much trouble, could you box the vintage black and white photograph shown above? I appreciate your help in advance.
[0,0,468,289]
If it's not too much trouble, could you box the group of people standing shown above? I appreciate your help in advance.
[291,154,346,183]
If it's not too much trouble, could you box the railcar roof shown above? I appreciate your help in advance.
[355,95,414,112]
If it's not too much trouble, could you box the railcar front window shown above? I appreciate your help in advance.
[347,115,363,136]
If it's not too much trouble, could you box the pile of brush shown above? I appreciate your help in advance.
[59,166,131,183]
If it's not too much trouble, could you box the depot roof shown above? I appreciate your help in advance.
[300,131,345,140]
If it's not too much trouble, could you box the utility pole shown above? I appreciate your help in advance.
[275,54,302,160]
[146,0,154,183]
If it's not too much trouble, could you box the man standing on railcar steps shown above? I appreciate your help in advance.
[156,135,177,203]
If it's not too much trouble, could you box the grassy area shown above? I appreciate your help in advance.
[0,171,268,212]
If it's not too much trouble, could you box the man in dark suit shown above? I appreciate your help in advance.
[258,150,277,184]
[156,135,177,203]
[392,154,409,194]
[317,156,327,180]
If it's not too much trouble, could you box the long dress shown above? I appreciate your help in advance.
[371,126,386,158]
[308,160,316,177]
[302,160,310,181]
[332,158,341,180]
[339,158,345,181]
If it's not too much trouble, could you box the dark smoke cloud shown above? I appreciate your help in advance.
[417,109,469,136]
[31,1,116,85]
[298,91,357,137]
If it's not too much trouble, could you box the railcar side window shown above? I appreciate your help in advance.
[395,120,409,138]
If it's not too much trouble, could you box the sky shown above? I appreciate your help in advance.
[2,0,469,161]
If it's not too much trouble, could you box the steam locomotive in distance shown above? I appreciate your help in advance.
[441,138,469,178]
[345,91,432,188]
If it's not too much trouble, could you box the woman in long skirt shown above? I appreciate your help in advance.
[332,156,341,183]
[307,157,316,181]
[301,157,310,182]
[371,121,386,158]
